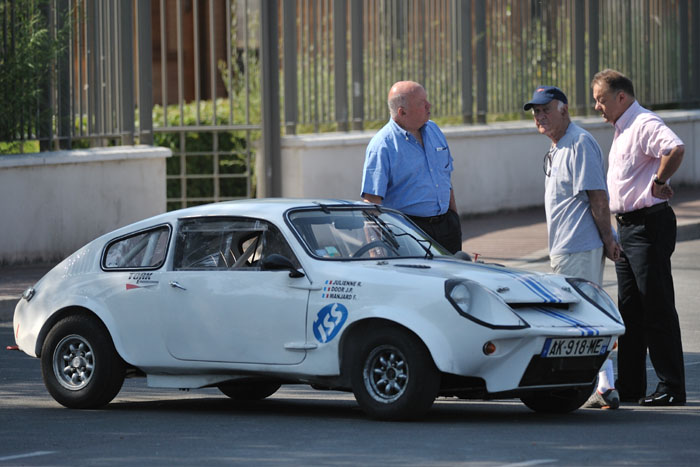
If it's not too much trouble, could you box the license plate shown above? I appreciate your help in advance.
[541,336,611,358]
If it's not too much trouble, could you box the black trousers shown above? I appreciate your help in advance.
[408,209,462,254]
[614,204,685,398]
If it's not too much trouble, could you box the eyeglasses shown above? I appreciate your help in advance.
[543,148,554,176]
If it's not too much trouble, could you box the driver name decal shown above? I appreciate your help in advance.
[313,303,348,343]
[321,279,362,300]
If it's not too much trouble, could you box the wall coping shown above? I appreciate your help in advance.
[281,109,700,148]
[0,145,171,169]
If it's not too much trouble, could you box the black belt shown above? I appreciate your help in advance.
[615,202,669,225]
[409,211,449,224]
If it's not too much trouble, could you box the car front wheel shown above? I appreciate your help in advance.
[41,315,125,409]
[349,327,440,420]
[520,384,595,414]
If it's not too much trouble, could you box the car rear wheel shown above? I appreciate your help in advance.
[349,327,440,420]
[41,315,125,409]
[218,381,281,400]
[520,384,594,413]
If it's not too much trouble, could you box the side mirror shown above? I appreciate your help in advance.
[260,254,305,278]
[453,251,472,262]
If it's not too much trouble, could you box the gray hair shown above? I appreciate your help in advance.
[388,93,407,118]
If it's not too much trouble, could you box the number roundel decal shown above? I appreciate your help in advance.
[313,303,348,343]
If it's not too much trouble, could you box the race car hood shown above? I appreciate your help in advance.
[382,257,580,305]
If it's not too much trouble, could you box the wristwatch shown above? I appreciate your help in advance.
[653,176,666,185]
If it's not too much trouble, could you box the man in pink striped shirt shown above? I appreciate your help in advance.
[591,69,686,406]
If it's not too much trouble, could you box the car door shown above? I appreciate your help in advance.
[160,217,310,365]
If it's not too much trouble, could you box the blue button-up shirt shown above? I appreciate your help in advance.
[361,119,453,217]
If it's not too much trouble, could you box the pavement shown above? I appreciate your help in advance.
[1,186,699,322]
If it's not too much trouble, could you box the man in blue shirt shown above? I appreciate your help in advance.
[361,81,462,253]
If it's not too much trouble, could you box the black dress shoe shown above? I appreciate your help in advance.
[618,392,644,403]
[638,391,686,406]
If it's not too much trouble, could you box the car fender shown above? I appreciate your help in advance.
[31,294,131,364]
[341,304,460,374]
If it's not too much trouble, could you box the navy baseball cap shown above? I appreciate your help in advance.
[523,86,568,110]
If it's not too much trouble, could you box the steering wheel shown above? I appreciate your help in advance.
[353,240,399,258]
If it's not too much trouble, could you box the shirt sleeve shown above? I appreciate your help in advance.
[639,114,684,158]
[571,134,607,197]
[361,143,390,199]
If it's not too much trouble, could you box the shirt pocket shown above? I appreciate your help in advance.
[434,146,451,171]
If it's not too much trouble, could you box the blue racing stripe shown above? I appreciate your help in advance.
[534,306,599,336]
[500,269,563,303]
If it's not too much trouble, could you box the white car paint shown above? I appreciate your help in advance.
[13,198,625,419]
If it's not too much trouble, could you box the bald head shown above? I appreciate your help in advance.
[388,81,431,133]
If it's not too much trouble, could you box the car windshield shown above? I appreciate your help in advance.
[287,206,451,260]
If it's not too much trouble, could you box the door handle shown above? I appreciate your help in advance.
[169,281,186,291]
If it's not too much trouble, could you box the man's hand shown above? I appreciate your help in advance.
[603,237,622,262]
[651,181,674,200]
[588,189,622,262]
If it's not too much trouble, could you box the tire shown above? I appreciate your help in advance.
[40,315,125,409]
[520,384,595,414]
[218,381,281,401]
[349,327,440,420]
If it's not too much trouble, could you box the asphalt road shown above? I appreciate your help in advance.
[2,239,699,466]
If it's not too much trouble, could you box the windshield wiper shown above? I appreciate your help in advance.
[380,219,434,259]
[364,211,401,251]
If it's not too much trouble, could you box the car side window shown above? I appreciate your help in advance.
[103,225,171,270]
[173,218,299,270]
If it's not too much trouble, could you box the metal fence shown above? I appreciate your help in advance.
[283,0,700,133]
[2,0,699,207]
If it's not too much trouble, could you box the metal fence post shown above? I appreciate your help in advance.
[119,0,134,146]
[460,0,472,124]
[138,0,153,145]
[692,0,700,106]
[334,0,348,131]
[38,0,51,151]
[86,0,98,141]
[55,0,71,149]
[474,0,486,124]
[588,0,599,114]
[260,0,281,197]
[350,0,363,131]
[574,0,586,116]
[283,0,297,135]
[679,0,689,105]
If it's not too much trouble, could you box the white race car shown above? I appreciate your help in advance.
[13,199,624,420]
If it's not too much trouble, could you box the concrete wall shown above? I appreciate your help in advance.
[280,110,700,214]
[0,146,171,264]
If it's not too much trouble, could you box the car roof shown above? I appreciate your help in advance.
[174,198,366,218]
[106,198,370,239]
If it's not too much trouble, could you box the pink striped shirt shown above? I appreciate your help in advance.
[607,101,684,213]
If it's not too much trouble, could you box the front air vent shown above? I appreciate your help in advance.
[508,302,570,310]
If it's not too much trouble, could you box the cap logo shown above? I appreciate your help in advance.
[537,88,545,92]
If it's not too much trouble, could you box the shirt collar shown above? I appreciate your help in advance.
[389,118,427,141]
[614,100,641,133]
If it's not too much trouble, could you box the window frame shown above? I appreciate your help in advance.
[101,224,172,271]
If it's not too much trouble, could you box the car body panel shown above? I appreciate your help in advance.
[14,198,625,402]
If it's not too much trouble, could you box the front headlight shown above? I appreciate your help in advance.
[567,278,623,325]
[445,279,529,329]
